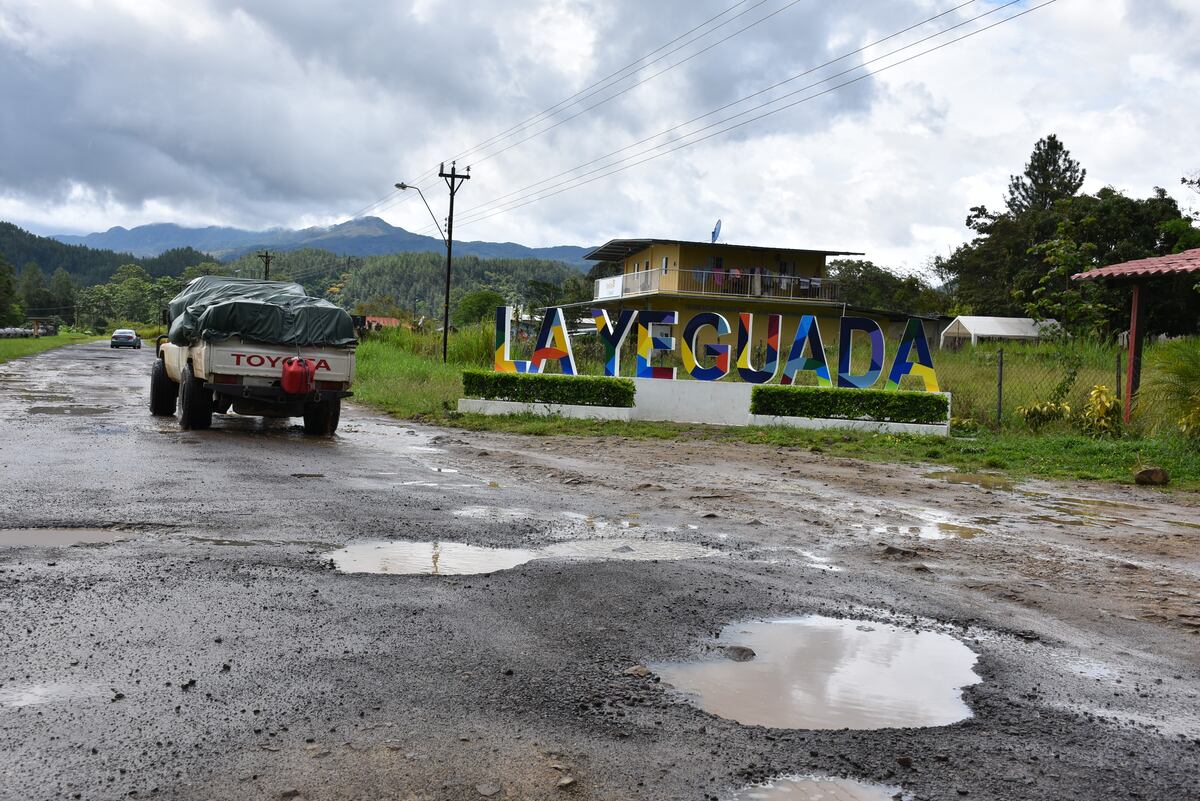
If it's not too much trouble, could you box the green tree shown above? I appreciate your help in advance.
[19,262,50,314]
[0,254,22,325]
[49,267,76,317]
[827,259,947,315]
[453,289,507,326]
[1005,134,1086,214]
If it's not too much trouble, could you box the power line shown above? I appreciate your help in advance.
[447,0,983,223]
[442,0,1044,232]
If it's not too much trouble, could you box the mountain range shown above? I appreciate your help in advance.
[54,217,592,266]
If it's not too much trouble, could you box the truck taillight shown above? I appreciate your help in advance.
[316,380,342,390]
[213,373,239,384]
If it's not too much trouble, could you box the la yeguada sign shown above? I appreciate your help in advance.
[493,306,940,392]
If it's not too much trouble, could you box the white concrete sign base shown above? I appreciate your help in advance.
[459,379,951,437]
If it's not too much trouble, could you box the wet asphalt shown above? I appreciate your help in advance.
[1,342,1198,801]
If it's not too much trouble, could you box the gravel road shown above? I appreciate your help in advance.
[1,341,1197,801]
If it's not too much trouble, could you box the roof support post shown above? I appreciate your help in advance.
[1123,281,1144,424]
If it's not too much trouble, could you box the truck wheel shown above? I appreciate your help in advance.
[149,358,178,416]
[303,397,341,436]
[179,363,213,430]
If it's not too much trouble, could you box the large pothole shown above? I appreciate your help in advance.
[326,538,719,575]
[0,528,128,547]
[729,776,906,800]
[653,616,979,729]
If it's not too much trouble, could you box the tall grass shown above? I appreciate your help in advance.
[353,322,491,417]
[1140,339,1200,436]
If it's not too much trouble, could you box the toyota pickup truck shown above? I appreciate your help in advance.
[149,276,356,435]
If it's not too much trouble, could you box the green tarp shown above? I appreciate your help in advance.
[167,276,356,347]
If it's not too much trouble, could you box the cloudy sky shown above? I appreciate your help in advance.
[1,0,1197,272]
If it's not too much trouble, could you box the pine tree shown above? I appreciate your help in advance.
[1005,134,1086,214]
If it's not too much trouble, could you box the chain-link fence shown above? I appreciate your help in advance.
[934,341,1125,430]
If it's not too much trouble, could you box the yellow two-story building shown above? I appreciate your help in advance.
[580,238,934,360]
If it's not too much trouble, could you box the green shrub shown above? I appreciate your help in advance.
[462,370,635,408]
[1078,384,1122,438]
[750,386,949,424]
[1141,339,1200,438]
[1016,400,1071,432]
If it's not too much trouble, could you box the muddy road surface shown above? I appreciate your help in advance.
[1,342,1198,801]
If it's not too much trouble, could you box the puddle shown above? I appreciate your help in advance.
[797,551,843,572]
[0,528,126,547]
[730,776,905,801]
[926,471,1014,492]
[328,541,540,575]
[327,538,719,575]
[872,520,982,540]
[453,506,532,520]
[0,683,106,707]
[652,616,979,729]
[28,406,112,416]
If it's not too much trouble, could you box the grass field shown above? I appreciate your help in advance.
[351,324,1200,489]
[0,333,100,365]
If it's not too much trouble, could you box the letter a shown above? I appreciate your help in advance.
[780,315,831,387]
[885,318,939,391]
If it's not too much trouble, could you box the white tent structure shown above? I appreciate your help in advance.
[939,316,1058,348]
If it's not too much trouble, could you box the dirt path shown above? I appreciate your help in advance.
[1,342,1197,801]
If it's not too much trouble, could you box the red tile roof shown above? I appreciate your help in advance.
[1072,248,1200,281]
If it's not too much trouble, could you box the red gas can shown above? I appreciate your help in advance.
[281,357,317,395]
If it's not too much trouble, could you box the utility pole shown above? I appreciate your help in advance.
[439,161,470,364]
[256,250,273,280]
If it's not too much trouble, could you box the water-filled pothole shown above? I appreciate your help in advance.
[327,538,718,575]
[28,406,112,416]
[0,682,105,707]
[653,616,979,729]
[730,776,905,800]
[0,528,127,546]
[926,471,1015,492]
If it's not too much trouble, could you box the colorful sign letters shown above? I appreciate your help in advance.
[495,306,938,392]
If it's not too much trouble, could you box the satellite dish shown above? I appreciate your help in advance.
[711,219,722,244]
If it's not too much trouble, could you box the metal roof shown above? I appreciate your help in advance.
[1072,248,1200,281]
[583,238,863,262]
[940,316,1056,341]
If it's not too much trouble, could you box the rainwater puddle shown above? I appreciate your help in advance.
[730,776,904,801]
[927,471,1014,492]
[329,541,539,575]
[28,405,112,416]
[871,520,982,540]
[0,528,126,547]
[327,538,719,575]
[453,506,532,521]
[0,682,105,707]
[653,616,979,729]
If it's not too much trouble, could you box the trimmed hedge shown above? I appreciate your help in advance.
[462,370,635,408]
[751,385,949,424]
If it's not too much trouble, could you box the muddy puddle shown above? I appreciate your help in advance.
[870,516,983,540]
[0,528,127,547]
[327,538,718,575]
[926,470,1015,492]
[653,616,979,729]
[28,405,112,416]
[729,776,905,800]
[0,682,106,707]
[329,541,540,575]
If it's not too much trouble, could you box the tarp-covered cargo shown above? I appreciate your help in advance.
[167,276,356,347]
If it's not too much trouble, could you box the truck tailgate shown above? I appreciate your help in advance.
[207,340,355,382]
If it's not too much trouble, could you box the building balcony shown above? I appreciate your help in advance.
[593,267,842,304]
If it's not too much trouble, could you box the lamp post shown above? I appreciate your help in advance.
[396,161,470,364]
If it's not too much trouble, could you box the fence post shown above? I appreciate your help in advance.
[1115,350,1122,400]
[996,348,1004,429]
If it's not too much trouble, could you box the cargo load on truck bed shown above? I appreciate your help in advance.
[167,276,356,348]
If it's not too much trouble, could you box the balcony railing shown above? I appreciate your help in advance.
[593,268,841,303]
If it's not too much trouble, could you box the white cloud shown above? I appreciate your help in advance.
[0,0,1197,272]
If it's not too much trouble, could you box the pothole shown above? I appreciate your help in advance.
[652,616,979,729]
[729,776,906,800]
[326,538,719,575]
[926,471,1015,492]
[0,682,106,707]
[0,528,128,547]
[329,541,540,575]
[27,406,112,416]
[867,512,983,540]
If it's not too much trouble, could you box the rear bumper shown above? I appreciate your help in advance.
[205,383,353,404]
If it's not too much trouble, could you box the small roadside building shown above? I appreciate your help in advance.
[938,316,1058,348]
[580,238,939,352]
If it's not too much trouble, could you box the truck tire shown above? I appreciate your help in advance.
[302,397,341,436]
[179,363,213,430]
[149,358,178,416]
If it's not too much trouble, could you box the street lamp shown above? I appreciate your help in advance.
[396,161,469,364]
